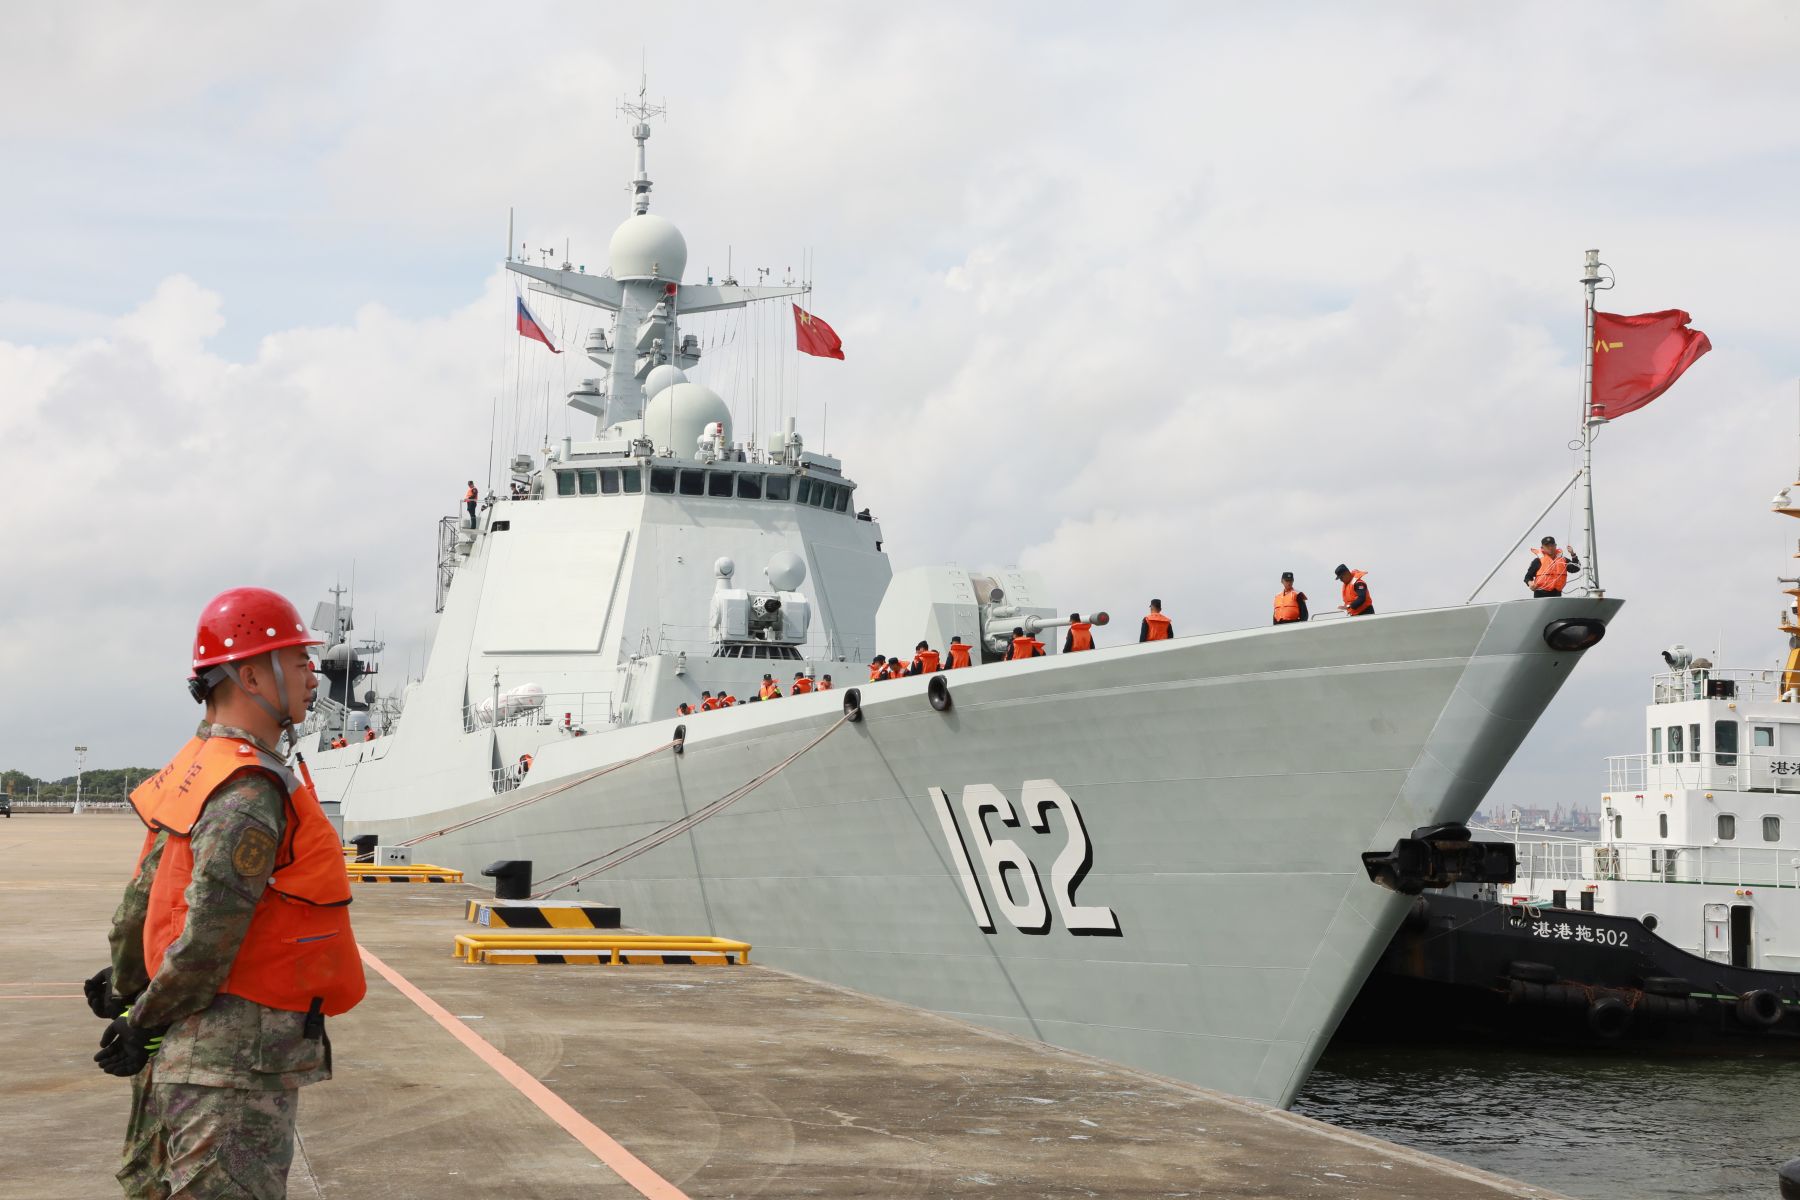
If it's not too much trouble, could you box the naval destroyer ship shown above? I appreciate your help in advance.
[310,101,1621,1107]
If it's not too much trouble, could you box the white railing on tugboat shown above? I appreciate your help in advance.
[1508,836,1800,890]
[463,690,616,734]
[1606,750,1800,794]
[1649,667,1786,705]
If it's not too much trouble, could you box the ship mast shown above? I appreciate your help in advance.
[1775,384,1800,700]
[1579,248,1607,596]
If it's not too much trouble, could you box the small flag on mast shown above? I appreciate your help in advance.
[516,296,561,354]
[1590,309,1710,420]
[793,303,845,360]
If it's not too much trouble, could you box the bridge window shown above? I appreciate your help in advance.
[650,468,676,494]
[708,472,733,497]
[737,473,762,499]
[1715,720,1738,767]
[765,474,790,501]
[1755,726,1775,748]
[834,486,850,513]
[1689,724,1701,763]
[796,477,812,505]
[578,470,598,496]
[678,470,705,496]
[1650,727,1662,764]
[1666,725,1683,763]
[808,481,827,507]
[1718,814,1736,840]
[1765,816,1782,842]
[556,471,576,497]
[599,469,620,495]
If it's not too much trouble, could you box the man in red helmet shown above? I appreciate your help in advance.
[94,587,366,1198]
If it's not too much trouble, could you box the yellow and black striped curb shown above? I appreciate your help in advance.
[464,899,621,928]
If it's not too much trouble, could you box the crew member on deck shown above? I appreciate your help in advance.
[1273,573,1309,625]
[947,637,973,669]
[1139,600,1172,642]
[1525,536,1580,598]
[676,702,694,716]
[869,656,888,681]
[910,641,941,674]
[791,672,814,694]
[1063,614,1094,653]
[363,728,377,742]
[818,674,834,690]
[464,480,478,526]
[699,691,718,712]
[1335,565,1374,616]
[758,674,782,700]
[1009,628,1043,660]
[883,654,907,680]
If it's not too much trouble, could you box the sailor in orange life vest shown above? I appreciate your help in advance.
[463,480,478,526]
[790,672,814,694]
[99,587,366,1198]
[758,674,782,700]
[910,641,941,674]
[946,636,973,669]
[1334,564,1374,616]
[1272,573,1309,625]
[1063,614,1094,653]
[1525,535,1580,598]
[818,674,835,690]
[1139,599,1172,642]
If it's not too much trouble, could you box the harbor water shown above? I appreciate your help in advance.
[1294,1041,1800,1199]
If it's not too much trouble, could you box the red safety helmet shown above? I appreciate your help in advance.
[192,587,320,672]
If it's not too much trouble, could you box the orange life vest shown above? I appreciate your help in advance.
[1067,623,1093,651]
[721,695,737,707]
[464,486,477,501]
[818,679,834,691]
[677,703,693,715]
[362,729,376,742]
[519,754,533,771]
[131,737,365,1017]
[915,649,941,673]
[759,681,781,700]
[1273,591,1302,622]
[869,662,886,681]
[1143,612,1172,640]
[1534,549,1568,593]
[947,643,973,669]
[791,678,814,694]
[1341,570,1372,615]
[1010,635,1036,660]
[700,697,719,711]
[881,660,905,680]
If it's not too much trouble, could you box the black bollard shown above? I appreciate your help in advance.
[482,859,533,901]
[352,834,378,864]
[1780,1157,1800,1199]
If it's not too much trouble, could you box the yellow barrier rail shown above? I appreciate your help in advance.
[452,932,751,965]
[349,864,464,883]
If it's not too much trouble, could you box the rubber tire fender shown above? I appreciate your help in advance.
[1587,994,1632,1039]
[1508,960,1556,984]
[1641,976,1691,998]
[928,674,952,712]
[1736,988,1784,1029]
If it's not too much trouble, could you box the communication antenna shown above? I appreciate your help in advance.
[619,63,667,216]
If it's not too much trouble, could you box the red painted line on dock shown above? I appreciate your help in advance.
[358,946,689,1200]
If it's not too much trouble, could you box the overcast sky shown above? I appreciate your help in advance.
[5,2,1800,817]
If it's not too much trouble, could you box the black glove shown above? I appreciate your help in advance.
[83,967,129,1020]
[94,1011,167,1078]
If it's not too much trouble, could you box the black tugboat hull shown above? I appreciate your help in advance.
[1339,893,1800,1051]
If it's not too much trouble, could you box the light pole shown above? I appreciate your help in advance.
[73,745,88,814]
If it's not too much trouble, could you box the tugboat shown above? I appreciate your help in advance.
[306,90,1622,1107]
[1343,476,1800,1049]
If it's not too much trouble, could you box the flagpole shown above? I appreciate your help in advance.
[1580,248,1604,596]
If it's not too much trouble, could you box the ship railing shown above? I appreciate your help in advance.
[1606,751,1800,794]
[1649,667,1784,705]
[650,623,865,663]
[1513,838,1800,890]
[487,763,532,794]
[463,690,616,734]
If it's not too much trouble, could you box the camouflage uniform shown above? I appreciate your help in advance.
[108,722,331,1199]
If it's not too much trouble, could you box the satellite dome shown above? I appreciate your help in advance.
[766,551,807,592]
[609,213,688,282]
[643,364,688,399]
[642,382,731,460]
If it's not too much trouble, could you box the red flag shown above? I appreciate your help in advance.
[793,304,845,360]
[1590,309,1710,420]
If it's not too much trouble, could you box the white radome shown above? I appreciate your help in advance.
[642,382,731,458]
[643,364,688,399]
[609,213,688,282]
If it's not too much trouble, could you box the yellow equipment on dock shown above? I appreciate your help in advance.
[453,931,751,966]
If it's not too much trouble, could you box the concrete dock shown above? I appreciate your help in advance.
[2,814,1570,1198]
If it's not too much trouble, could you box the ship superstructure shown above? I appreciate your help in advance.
[309,100,1621,1106]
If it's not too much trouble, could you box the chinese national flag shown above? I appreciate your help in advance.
[793,304,845,360]
[1590,309,1711,421]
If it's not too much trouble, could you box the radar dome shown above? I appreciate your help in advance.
[643,382,731,460]
[609,213,688,282]
[766,551,807,592]
[643,364,687,399]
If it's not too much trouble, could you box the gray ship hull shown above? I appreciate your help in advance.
[332,596,1617,1107]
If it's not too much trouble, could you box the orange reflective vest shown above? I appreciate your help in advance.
[914,649,941,673]
[759,681,782,700]
[1341,570,1373,615]
[131,737,365,1017]
[1273,591,1302,622]
[791,678,814,694]
[1143,612,1172,640]
[1010,635,1036,660]
[947,643,973,669]
[869,662,886,681]
[1534,549,1568,593]
[1067,623,1093,651]
[464,486,477,502]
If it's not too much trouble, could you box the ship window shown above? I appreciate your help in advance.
[556,471,576,497]
[678,470,705,496]
[1658,812,1669,839]
[796,477,812,505]
[1689,724,1701,763]
[1765,816,1782,842]
[1718,814,1736,840]
[809,481,827,507]
[765,474,790,501]
[599,469,620,495]
[1755,726,1775,748]
[834,486,850,513]
[737,473,762,499]
[1715,720,1738,767]
[1650,727,1662,764]
[578,470,598,495]
[650,468,676,494]
[621,467,642,493]
[708,472,733,497]
[1667,725,1683,763]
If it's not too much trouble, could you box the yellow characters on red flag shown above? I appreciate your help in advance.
[793,304,845,360]
[1590,309,1711,421]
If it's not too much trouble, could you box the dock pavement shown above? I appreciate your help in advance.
[1,814,1572,1198]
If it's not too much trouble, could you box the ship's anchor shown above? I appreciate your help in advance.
[1361,823,1518,895]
